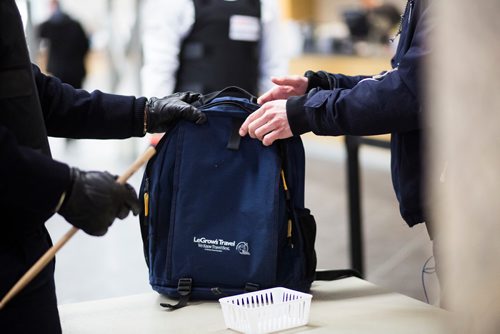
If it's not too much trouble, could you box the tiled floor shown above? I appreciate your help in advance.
[46,136,440,306]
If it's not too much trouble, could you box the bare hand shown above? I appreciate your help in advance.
[257,76,309,104]
[239,100,292,146]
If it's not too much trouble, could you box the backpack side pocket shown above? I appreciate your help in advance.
[295,208,317,283]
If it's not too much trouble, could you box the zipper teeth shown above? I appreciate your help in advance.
[390,0,413,42]
[201,101,257,113]
[407,0,414,25]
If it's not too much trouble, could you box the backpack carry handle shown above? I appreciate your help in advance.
[196,86,258,106]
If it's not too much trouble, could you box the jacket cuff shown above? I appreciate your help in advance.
[304,70,336,92]
[286,95,310,136]
[134,97,148,137]
[41,158,72,214]
[25,150,72,216]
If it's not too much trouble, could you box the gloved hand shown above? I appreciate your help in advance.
[59,168,141,236]
[146,92,207,133]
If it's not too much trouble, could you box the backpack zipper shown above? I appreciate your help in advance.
[201,100,258,114]
[280,169,293,248]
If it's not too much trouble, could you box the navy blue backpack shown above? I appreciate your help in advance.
[139,87,318,309]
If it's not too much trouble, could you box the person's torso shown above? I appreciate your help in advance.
[0,1,54,264]
[391,0,418,68]
[0,0,51,156]
[175,0,261,94]
[390,0,428,226]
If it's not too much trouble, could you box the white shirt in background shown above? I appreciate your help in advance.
[140,0,288,98]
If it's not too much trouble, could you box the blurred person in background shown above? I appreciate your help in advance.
[240,0,442,283]
[37,0,89,89]
[141,0,287,145]
[343,0,401,52]
[37,0,90,147]
[366,2,401,44]
[0,1,206,332]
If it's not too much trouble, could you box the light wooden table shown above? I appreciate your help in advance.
[59,277,452,334]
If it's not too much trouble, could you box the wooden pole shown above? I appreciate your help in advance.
[0,146,156,310]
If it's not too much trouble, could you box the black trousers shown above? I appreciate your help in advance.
[0,229,62,334]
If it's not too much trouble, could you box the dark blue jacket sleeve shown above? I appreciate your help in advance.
[288,4,432,137]
[33,65,147,139]
[0,125,71,229]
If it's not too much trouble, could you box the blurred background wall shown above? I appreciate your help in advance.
[429,0,500,332]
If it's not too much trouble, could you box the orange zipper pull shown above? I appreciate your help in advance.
[144,192,149,217]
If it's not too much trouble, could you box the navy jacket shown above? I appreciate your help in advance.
[0,66,146,236]
[287,0,432,226]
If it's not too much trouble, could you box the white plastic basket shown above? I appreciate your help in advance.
[219,287,312,334]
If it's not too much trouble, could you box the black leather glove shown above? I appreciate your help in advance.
[59,168,140,236]
[146,92,207,133]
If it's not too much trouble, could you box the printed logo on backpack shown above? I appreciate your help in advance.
[139,86,317,309]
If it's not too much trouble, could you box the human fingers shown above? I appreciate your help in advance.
[253,101,284,140]
[262,127,293,146]
[253,120,275,141]
[258,84,298,104]
[259,77,308,104]
[257,86,281,104]
[255,100,292,145]
[272,75,307,90]
[274,75,308,94]
[246,105,273,139]
[270,75,300,86]
[239,106,265,136]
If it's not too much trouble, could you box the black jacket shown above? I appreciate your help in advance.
[0,66,146,236]
[0,64,146,331]
[287,0,433,226]
[0,1,146,330]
